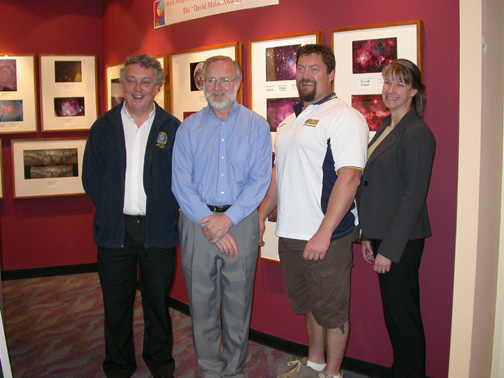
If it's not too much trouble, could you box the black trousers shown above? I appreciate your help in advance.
[98,215,176,378]
[372,238,426,378]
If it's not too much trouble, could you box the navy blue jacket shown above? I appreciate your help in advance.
[82,103,180,249]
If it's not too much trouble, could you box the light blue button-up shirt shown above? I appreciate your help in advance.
[172,102,272,226]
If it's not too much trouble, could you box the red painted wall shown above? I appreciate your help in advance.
[0,1,458,377]
[0,0,102,270]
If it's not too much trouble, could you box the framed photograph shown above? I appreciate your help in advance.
[0,55,37,133]
[0,143,3,199]
[106,56,169,111]
[12,138,87,198]
[40,55,98,132]
[169,42,242,122]
[250,32,322,133]
[332,21,422,137]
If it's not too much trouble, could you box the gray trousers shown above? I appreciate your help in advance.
[179,211,259,378]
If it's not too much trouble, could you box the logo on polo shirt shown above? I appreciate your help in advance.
[303,118,319,127]
[156,132,168,148]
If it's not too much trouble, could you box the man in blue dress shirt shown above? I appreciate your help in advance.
[172,56,272,378]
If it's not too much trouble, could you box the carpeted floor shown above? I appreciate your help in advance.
[1,273,369,378]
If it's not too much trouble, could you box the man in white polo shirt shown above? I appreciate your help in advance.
[258,44,368,378]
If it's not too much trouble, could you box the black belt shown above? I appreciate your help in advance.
[207,204,231,213]
[124,214,146,222]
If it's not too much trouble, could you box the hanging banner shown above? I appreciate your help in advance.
[154,0,279,28]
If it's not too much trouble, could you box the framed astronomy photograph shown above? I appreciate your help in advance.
[106,56,169,111]
[0,55,37,133]
[12,138,86,198]
[169,42,242,122]
[250,32,322,133]
[332,21,422,139]
[40,55,98,132]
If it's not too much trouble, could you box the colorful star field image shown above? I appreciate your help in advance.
[352,37,397,74]
[267,97,298,131]
[352,94,390,131]
[266,44,300,82]
[0,59,17,91]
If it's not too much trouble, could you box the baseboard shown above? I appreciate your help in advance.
[2,263,98,281]
[2,265,396,378]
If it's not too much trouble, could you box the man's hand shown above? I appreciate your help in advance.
[215,232,239,258]
[303,231,330,261]
[199,214,234,244]
[361,240,375,264]
[259,218,266,247]
[373,253,392,274]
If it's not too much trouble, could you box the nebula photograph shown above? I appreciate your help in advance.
[352,37,397,74]
[55,61,82,82]
[190,61,204,91]
[266,44,300,82]
[54,97,85,117]
[23,148,78,180]
[0,59,17,91]
[267,97,298,131]
[352,94,390,131]
[0,100,23,122]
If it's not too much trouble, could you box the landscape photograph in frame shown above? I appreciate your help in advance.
[23,148,78,179]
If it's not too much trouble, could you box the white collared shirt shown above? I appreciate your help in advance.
[122,104,156,216]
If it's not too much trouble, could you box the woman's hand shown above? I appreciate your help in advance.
[373,253,392,274]
[361,240,375,264]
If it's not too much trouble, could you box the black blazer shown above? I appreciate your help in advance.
[357,110,436,263]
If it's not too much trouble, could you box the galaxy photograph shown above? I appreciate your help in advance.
[266,44,300,82]
[352,37,397,74]
[55,61,83,82]
[0,59,17,91]
[352,94,390,131]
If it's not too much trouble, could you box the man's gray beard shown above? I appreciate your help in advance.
[205,89,238,111]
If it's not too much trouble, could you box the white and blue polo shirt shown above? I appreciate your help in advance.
[274,94,368,241]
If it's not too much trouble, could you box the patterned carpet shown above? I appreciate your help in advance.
[1,273,368,378]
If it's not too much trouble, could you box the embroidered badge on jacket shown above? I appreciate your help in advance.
[156,132,168,148]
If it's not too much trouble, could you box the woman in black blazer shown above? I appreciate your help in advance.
[357,59,435,378]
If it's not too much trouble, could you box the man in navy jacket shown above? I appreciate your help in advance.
[83,54,180,378]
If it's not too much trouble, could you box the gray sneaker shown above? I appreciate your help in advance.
[277,358,320,378]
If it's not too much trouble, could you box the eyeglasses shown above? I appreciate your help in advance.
[204,77,239,87]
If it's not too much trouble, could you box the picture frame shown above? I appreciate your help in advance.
[332,21,422,138]
[250,32,322,133]
[169,42,242,122]
[0,54,37,134]
[40,55,98,132]
[106,56,169,111]
[12,138,87,199]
